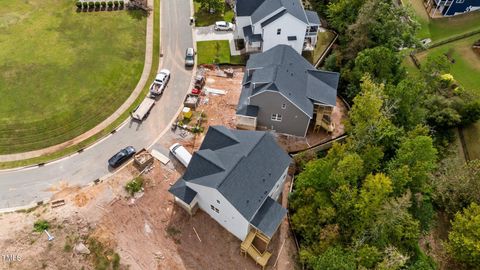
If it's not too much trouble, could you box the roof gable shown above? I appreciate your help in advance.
[199,126,240,151]
[240,45,339,117]
[173,126,292,220]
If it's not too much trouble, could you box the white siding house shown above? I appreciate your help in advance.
[234,0,322,54]
[169,126,292,241]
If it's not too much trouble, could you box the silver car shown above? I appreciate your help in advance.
[214,21,234,31]
[185,47,195,67]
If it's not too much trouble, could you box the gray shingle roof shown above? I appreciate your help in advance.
[252,0,308,25]
[260,9,287,27]
[243,25,263,43]
[175,126,292,222]
[236,0,266,16]
[238,45,339,117]
[250,197,287,238]
[305,10,321,25]
[168,179,197,204]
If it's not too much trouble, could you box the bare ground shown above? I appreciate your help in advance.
[0,129,298,270]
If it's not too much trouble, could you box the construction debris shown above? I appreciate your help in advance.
[74,243,91,255]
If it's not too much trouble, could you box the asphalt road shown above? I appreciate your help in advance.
[0,0,194,209]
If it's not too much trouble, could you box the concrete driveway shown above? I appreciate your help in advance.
[0,0,194,210]
[194,26,241,55]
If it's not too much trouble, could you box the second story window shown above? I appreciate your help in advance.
[277,28,281,35]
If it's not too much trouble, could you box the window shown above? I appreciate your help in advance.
[281,104,286,109]
[456,0,464,3]
[271,113,282,121]
[216,200,220,204]
[277,28,281,35]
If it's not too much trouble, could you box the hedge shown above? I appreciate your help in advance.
[88,1,95,8]
[94,1,101,8]
[76,1,82,8]
[114,1,119,7]
[108,1,113,7]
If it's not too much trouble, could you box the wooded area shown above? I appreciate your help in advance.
[289,0,480,269]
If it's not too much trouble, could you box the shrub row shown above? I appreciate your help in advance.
[76,1,124,9]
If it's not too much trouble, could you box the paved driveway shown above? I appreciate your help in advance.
[0,0,194,210]
[194,26,241,55]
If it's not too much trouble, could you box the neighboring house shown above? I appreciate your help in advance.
[168,126,292,241]
[426,0,480,16]
[236,44,339,137]
[234,0,321,54]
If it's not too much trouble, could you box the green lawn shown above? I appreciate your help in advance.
[194,1,234,27]
[403,0,480,41]
[196,40,245,65]
[0,0,146,154]
[303,31,336,64]
[0,0,160,169]
[415,34,480,91]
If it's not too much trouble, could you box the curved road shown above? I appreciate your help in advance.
[0,0,193,209]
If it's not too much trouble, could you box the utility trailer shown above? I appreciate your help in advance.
[132,98,155,121]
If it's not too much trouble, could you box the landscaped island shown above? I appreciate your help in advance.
[0,0,146,154]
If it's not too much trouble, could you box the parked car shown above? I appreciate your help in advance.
[108,146,136,168]
[214,21,234,31]
[169,143,192,167]
[185,48,195,67]
[149,69,170,97]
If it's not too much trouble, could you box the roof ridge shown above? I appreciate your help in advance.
[216,132,267,189]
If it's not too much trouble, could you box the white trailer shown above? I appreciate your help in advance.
[132,98,155,121]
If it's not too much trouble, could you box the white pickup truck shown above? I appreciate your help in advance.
[132,97,155,121]
[149,69,171,97]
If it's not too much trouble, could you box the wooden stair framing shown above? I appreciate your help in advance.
[240,229,272,270]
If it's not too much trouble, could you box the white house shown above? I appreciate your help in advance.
[168,126,292,241]
[234,0,322,54]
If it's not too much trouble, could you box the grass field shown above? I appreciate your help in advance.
[0,0,160,169]
[403,0,480,41]
[196,40,245,65]
[0,1,146,154]
[415,34,480,91]
[193,1,234,27]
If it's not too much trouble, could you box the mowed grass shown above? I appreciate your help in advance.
[303,31,336,64]
[403,0,480,41]
[193,1,234,27]
[0,0,146,154]
[196,40,245,65]
[413,34,480,160]
[415,34,480,91]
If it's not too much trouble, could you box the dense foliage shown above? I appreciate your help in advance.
[289,0,480,268]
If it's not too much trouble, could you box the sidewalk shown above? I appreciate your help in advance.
[0,0,155,163]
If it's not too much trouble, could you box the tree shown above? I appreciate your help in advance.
[387,130,437,194]
[196,0,223,13]
[312,246,357,270]
[346,77,400,156]
[376,246,409,270]
[344,0,419,60]
[327,0,366,33]
[433,159,480,215]
[385,78,427,130]
[447,202,480,267]
[353,46,405,85]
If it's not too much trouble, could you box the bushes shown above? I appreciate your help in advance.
[76,0,122,10]
[33,220,50,232]
[125,177,143,196]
